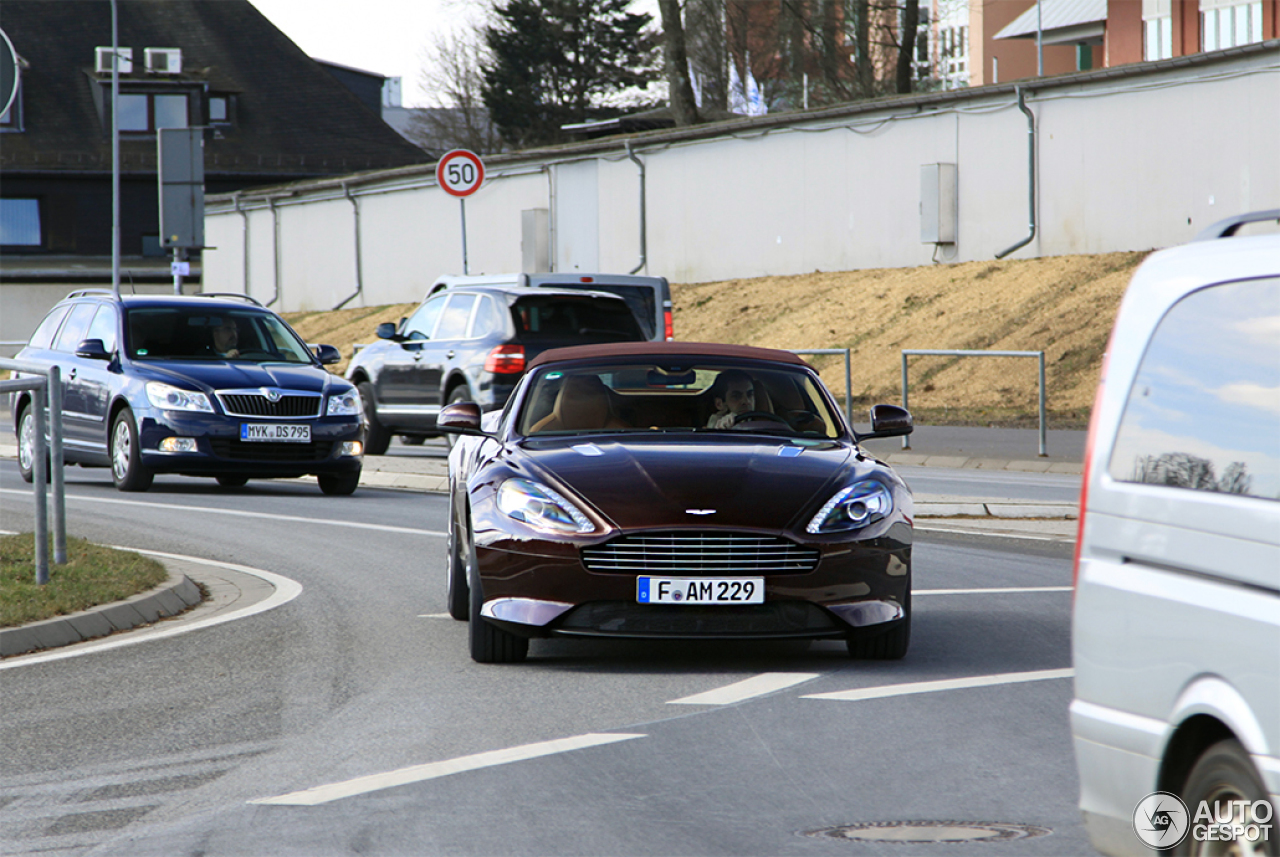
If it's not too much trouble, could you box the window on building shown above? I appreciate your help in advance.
[1201,0,1264,50]
[1145,16,1174,59]
[208,95,229,123]
[117,92,189,132]
[0,198,41,246]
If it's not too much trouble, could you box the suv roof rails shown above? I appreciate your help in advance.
[1193,209,1280,242]
[66,288,116,300]
[198,293,266,307]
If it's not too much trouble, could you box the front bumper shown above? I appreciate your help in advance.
[137,410,363,477]
[471,527,911,641]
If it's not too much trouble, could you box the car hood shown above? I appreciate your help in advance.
[515,436,857,533]
[132,360,342,394]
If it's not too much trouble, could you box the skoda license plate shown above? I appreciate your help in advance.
[241,424,310,443]
[637,577,764,605]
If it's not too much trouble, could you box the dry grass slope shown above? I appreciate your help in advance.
[283,251,1148,428]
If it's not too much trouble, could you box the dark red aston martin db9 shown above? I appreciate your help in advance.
[438,341,915,663]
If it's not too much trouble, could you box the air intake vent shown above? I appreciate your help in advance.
[582,533,820,576]
[144,47,182,74]
[95,47,133,74]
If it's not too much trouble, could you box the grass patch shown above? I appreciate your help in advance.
[0,534,168,627]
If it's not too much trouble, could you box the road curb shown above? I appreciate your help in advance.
[0,568,203,658]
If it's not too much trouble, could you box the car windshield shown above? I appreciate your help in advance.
[125,308,315,364]
[512,296,644,342]
[518,361,842,438]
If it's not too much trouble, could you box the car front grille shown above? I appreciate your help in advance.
[581,532,820,576]
[218,392,322,418]
[208,439,336,462]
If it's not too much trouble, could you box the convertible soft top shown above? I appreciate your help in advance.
[526,340,815,371]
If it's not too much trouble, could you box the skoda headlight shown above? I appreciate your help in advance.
[496,478,594,535]
[806,479,893,534]
[327,388,362,416]
[146,382,213,413]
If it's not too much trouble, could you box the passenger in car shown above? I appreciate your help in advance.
[705,370,759,429]
[529,375,630,433]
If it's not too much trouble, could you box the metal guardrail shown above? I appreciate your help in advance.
[790,349,853,427]
[0,359,67,583]
[901,349,1047,456]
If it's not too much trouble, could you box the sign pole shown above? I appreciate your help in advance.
[460,198,469,275]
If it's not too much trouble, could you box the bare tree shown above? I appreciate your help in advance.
[659,0,701,125]
[408,28,503,156]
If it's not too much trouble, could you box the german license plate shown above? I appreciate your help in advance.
[240,423,311,442]
[637,577,764,605]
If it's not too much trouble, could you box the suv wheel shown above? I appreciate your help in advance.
[358,381,390,455]
[111,409,154,492]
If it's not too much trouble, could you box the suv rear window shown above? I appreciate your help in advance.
[538,283,657,339]
[1107,277,1280,501]
[512,296,644,342]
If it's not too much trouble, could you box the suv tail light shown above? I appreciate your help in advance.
[485,344,525,374]
[664,309,674,341]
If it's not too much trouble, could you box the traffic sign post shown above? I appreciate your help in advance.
[435,149,485,275]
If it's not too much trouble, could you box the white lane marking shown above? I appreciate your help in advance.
[803,668,1074,702]
[0,549,303,671]
[0,488,445,537]
[667,672,821,706]
[250,733,647,806]
[915,586,1073,595]
[915,524,1071,543]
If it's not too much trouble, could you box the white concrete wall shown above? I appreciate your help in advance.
[201,49,1280,312]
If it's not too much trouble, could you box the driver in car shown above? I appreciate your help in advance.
[210,318,241,359]
[706,370,757,429]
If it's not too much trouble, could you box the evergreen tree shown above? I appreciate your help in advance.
[481,0,659,149]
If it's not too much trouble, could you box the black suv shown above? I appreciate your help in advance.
[345,284,646,453]
[11,291,365,494]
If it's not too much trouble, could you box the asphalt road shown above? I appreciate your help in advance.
[0,462,1086,857]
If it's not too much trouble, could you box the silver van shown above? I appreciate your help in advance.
[1071,210,1279,856]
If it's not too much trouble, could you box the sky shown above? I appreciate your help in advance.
[248,0,660,109]
[247,0,480,108]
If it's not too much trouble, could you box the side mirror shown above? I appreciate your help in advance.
[375,322,399,341]
[857,404,913,440]
[313,344,342,365]
[74,338,112,361]
[436,401,486,435]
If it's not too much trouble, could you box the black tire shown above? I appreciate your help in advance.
[400,435,426,446]
[1173,739,1277,857]
[16,402,42,484]
[468,545,528,664]
[215,475,249,488]
[318,470,361,496]
[110,408,154,492]
[359,381,390,456]
[445,488,470,621]
[847,590,911,660]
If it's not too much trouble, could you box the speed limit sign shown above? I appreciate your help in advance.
[436,149,485,198]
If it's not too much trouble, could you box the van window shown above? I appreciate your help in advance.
[1108,277,1280,501]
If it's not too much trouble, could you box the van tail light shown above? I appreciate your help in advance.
[484,345,525,374]
[663,309,674,341]
[1073,336,1114,594]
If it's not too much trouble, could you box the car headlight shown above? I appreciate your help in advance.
[496,478,594,535]
[327,388,362,416]
[146,382,213,413]
[806,479,893,534]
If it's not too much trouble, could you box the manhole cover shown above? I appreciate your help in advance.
[804,821,1052,844]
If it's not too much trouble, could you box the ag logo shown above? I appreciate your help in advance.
[1134,792,1190,849]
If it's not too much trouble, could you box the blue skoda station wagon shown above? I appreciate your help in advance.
[11,291,364,494]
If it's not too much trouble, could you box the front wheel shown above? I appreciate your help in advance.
[16,403,42,484]
[359,381,390,456]
[469,556,528,664]
[846,591,910,660]
[216,475,249,488]
[111,409,154,492]
[318,471,360,496]
[1173,739,1277,857]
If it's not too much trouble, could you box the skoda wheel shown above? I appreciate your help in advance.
[111,409,154,492]
[16,403,45,484]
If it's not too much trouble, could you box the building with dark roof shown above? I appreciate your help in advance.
[0,0,424,344]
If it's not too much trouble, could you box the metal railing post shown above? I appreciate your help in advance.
[32,383,49,585]
[47,364,66,563]
[900,349,1048,457]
